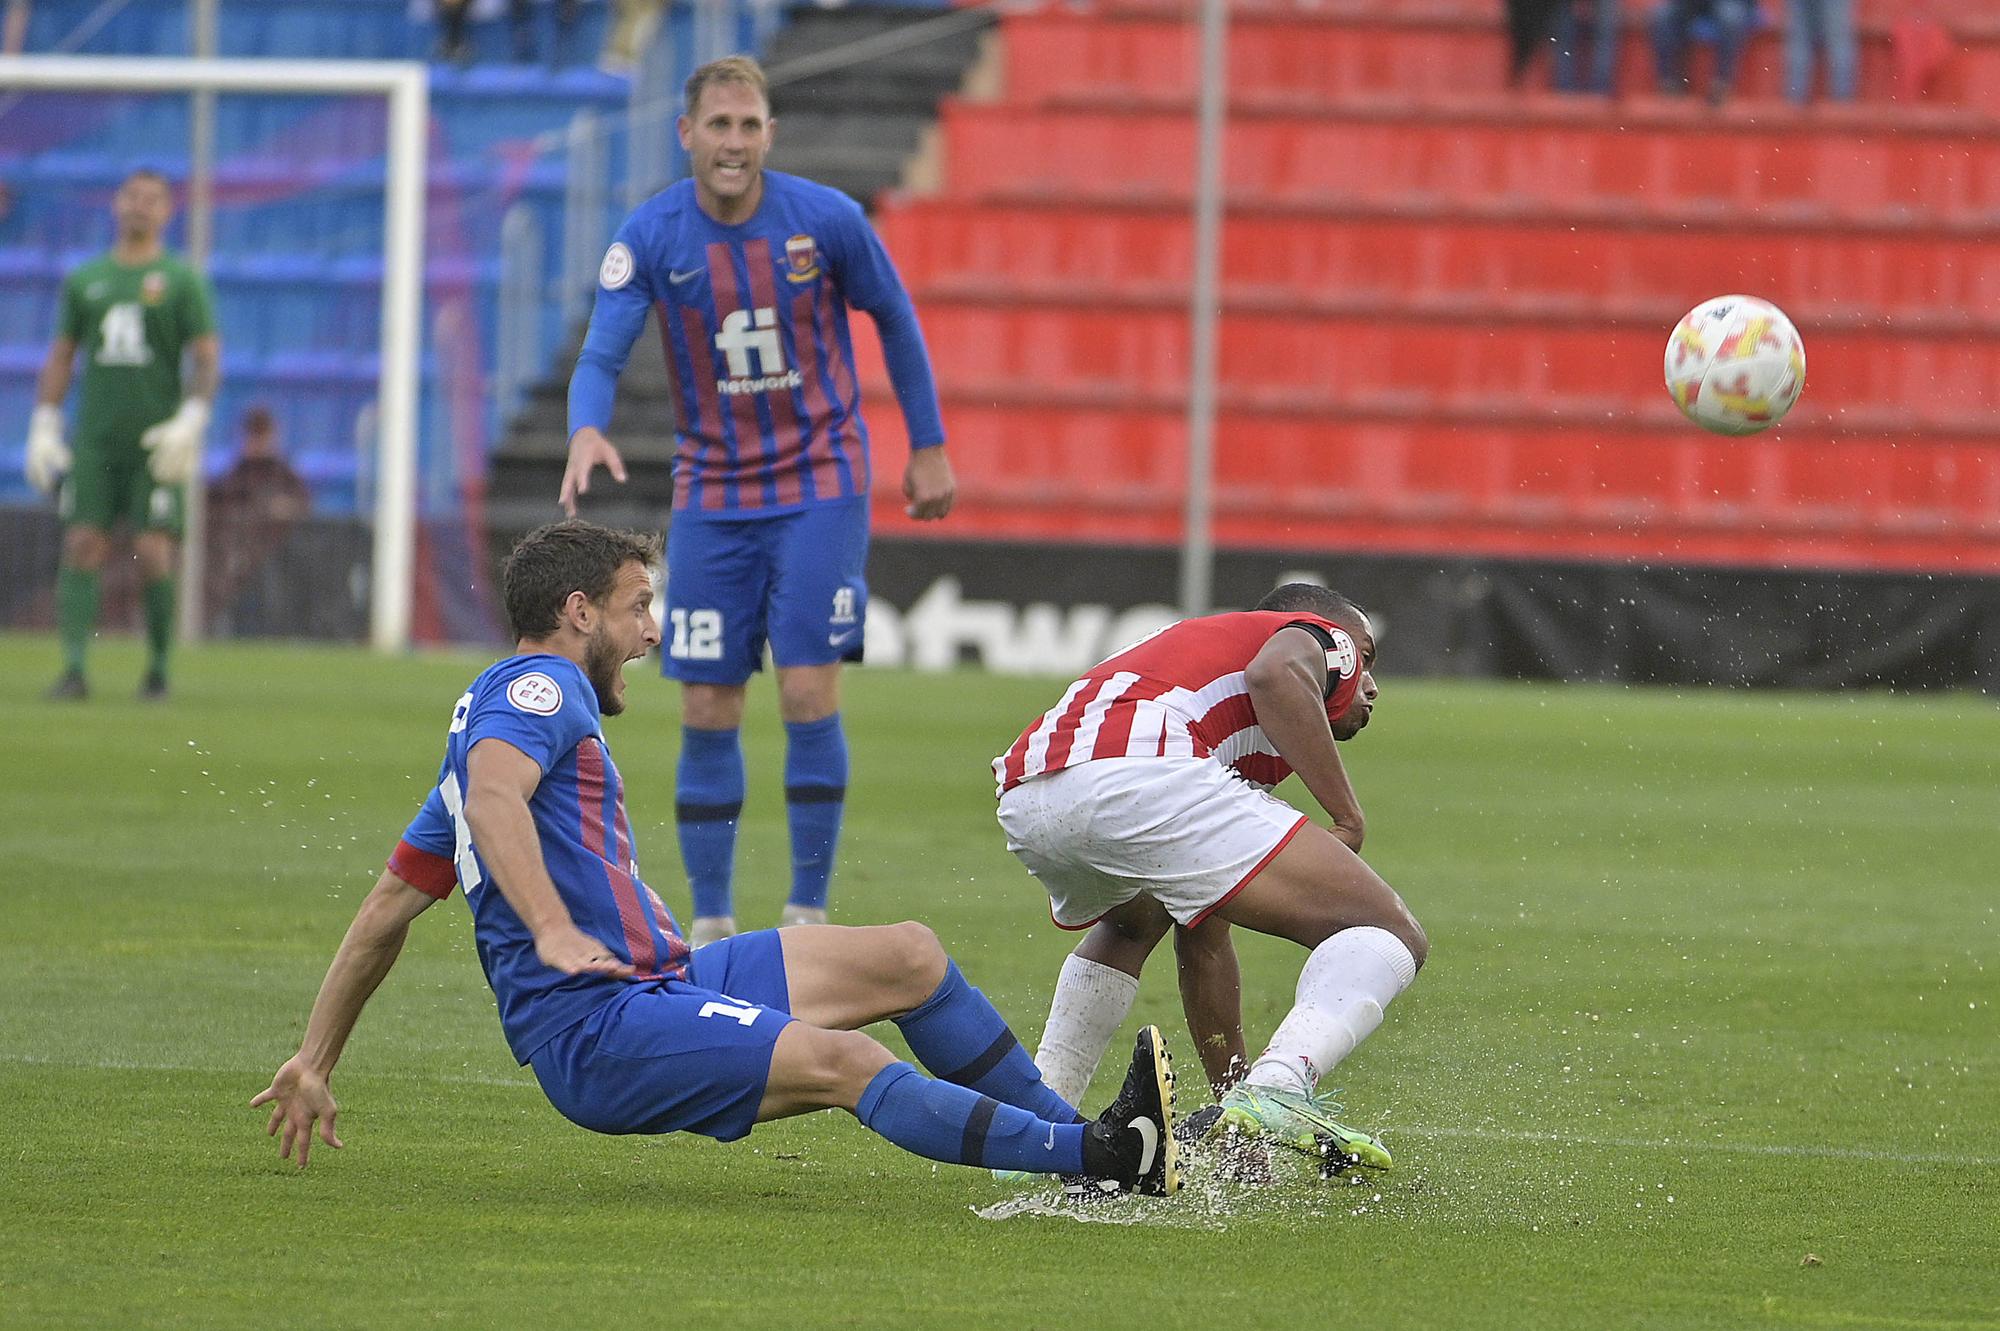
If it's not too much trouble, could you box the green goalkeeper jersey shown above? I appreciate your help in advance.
[59,253,216,449]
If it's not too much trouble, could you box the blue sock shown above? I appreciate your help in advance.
[676,725,744,920]
[856,1062,1087,1174]
[783,714,847,911]
[894,961,1085,1124]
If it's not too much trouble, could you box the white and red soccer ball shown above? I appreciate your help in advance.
[1663,295,1807,436]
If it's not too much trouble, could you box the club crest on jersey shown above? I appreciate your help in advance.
[141,271,167,305]
[784,234,819,283]
[506,672,563,716]
[1325,627,1358,682]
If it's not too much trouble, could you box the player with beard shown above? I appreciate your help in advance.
[994,584,1427,1173]
[252,521,1178,1196]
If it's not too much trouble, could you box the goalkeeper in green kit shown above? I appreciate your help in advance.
[25,168,221,701]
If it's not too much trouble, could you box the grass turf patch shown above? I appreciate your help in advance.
[1,633,1994,1330]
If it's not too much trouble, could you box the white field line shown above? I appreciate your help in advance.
[7,1052,1995,1169]
[1386,1123,1996,1168]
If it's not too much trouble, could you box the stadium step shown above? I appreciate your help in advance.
[874,199,2000,321]
[934,97,2000,225]
[853,398,2000,572]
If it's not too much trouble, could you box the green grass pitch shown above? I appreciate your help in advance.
[1,632,1994,1330]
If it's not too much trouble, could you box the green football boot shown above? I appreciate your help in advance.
[1214,1084,1393,1173]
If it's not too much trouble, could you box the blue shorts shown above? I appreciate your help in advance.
[662,497,869,685]
[527,930,793,1141]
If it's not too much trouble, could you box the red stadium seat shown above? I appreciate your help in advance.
[937,99,2000,224]
[877,201,2000,323]
[857,297,2000,427]
[870,1,2000,571]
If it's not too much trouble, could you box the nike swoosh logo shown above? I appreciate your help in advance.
[1131,1117,1159,1175]
[1044,1123,1057,1151]
[828,629,859,648]
[668,269,701,284]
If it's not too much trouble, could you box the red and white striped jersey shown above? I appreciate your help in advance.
[994,611,1363,794]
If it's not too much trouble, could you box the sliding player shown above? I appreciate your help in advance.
[252,521,1176,1196]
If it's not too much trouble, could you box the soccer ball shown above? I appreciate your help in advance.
[1663,295,1807,436]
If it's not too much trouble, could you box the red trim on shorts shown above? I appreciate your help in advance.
[1186,814,1309,929]
[387,840,456,899]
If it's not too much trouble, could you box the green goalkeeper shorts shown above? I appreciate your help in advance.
[58,439,184,538]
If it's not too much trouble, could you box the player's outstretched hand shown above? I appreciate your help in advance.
[250,1056,343,1170]
[560,427,628,517]
[535,923,637,979]
[903,445,955,520]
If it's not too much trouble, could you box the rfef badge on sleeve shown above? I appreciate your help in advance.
[506,672,563,716]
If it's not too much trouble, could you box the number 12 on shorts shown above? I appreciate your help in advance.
[699,1000,760,1026]
[668,608,723,660]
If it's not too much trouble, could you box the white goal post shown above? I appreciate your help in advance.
[0,55,429,652]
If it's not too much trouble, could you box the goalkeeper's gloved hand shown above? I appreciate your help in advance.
[24,404,70,496]
[140,396,210,485]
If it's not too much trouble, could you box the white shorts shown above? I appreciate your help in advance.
[996,757,1309,931]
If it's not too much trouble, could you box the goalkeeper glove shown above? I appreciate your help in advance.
[24,404,70,496]
[140,396,210,485]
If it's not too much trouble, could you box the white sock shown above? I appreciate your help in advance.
[1034,953,1141,1106]
[1245,926,1418,1098]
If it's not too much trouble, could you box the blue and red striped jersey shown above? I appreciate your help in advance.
[431,653,689,1062]
[569,171,945,516]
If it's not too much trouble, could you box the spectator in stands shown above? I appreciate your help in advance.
[434,0,577,67]
[599,0,666,76]
[1652,0,1753,105]
[1785,0,1857,103]
[1554,0,1624,94]
[205,404,311,635]
[4,0,29,55]
[1505,0,1565,86]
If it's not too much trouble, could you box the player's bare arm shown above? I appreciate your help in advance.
[34,334,75,405]
[251,868,438,1168]
[463,736,635,977]
[188,332,220,400]
[1244,626,1367,851]
[901,443,955,520]
[558,425,627,517]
